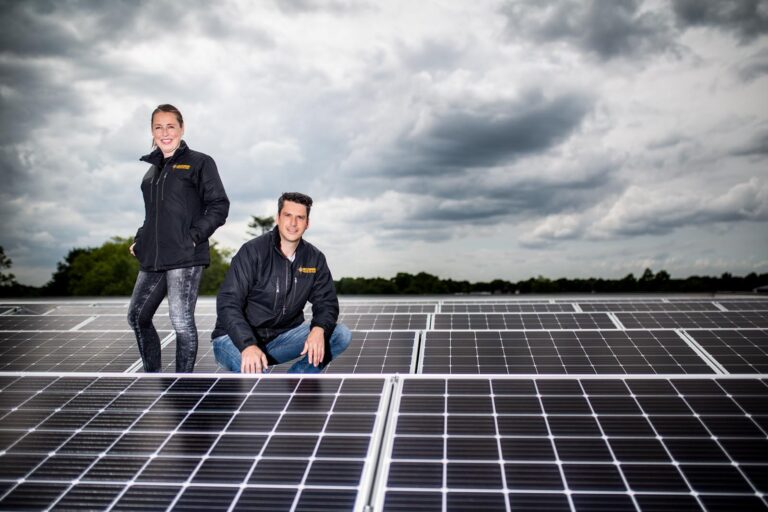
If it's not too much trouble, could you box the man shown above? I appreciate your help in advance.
[212,192,351,373]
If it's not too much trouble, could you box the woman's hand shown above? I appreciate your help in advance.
[129,243,136,256]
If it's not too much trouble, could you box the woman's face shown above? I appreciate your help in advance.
[152,111,184,157]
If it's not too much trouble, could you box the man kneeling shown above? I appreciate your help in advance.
[212,192,351,373]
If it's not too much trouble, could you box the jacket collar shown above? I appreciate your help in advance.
[140,140,189,167]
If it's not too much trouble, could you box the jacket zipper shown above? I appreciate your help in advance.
[282,260,291,316]
[274,278,280,313]
[153,163,168,270]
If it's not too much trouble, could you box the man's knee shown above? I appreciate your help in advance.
[331,324,352,352]
[213,335,241,372]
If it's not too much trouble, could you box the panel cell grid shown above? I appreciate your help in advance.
[616,311,768,329]
[421,330,714,375]
[433,313,615,330]
[579,302,719,312]
[686,329,768,374]
[0,375,387,512]
[377,376,768,512]
[718,301,768,311]
[83,314,217,331]
[0,315,92,331]
[339,304,437,314]
[0,331,158,372]
[337,314,429,330]
[441,303,575,313]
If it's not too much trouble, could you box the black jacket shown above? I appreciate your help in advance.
[134,141,229,271]
[212,227,339,352]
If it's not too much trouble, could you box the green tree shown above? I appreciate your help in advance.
[67,237,139,295]
[44,237,233,296]
[247,215,274,238]
[199,241,233,295]
[0,246,16,287]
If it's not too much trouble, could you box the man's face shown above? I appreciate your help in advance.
[277,200,309,243]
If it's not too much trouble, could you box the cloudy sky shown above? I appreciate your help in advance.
[1,0,766,287]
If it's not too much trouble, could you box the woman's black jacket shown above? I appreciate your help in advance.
[133,141,229,271]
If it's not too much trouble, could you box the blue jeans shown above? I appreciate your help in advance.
[212,323,352,374]
[127,266,203,373]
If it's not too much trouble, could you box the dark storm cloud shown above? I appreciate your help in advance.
[672,0,768,43]
[502,0,677,60]
[386,90,594,176]
[730,130,768,157]
[735,48,768,81]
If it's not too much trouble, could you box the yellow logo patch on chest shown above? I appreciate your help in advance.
[173,164,191,170]
[298,267,317,274]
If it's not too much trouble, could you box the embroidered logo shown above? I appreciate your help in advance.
[298,267,317,274]
[173,164,191,170]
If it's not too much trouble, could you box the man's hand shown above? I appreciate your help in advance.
[300,327,325,367]
[129,243,136,256]
[241,345,269,373]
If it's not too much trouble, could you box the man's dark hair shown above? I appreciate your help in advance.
[278,192,313,217]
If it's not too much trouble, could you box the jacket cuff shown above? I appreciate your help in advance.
[309,320,331,333]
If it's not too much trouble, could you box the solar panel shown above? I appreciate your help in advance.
[373,376,768,512]
[82,314,218,331]
[615,311,768,329]
[718,301,768,311]
[433,313,616,330]
[419,330,715,375]
[0,374,389,512]
[685,329,768,374]
[47,305,132,315]
[0,331,155,372]
[338,304,437,314]
[0,315,94,331]
[579,302,719,312]
[441,304,576,313]
[1,303,60,315]
[337,314,429,330]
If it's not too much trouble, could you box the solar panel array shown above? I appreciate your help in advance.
[1,295,767,511]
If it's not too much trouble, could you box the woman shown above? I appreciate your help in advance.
[127,104,229,372]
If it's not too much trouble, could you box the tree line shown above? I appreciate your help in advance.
[1,241,765,297]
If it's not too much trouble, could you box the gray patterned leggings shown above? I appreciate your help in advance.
[127,266,203,372]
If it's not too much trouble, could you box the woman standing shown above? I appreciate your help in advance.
[128,104,229,372]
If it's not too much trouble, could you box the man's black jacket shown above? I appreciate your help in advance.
[134,141,229,271]
[212,227,339,352]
